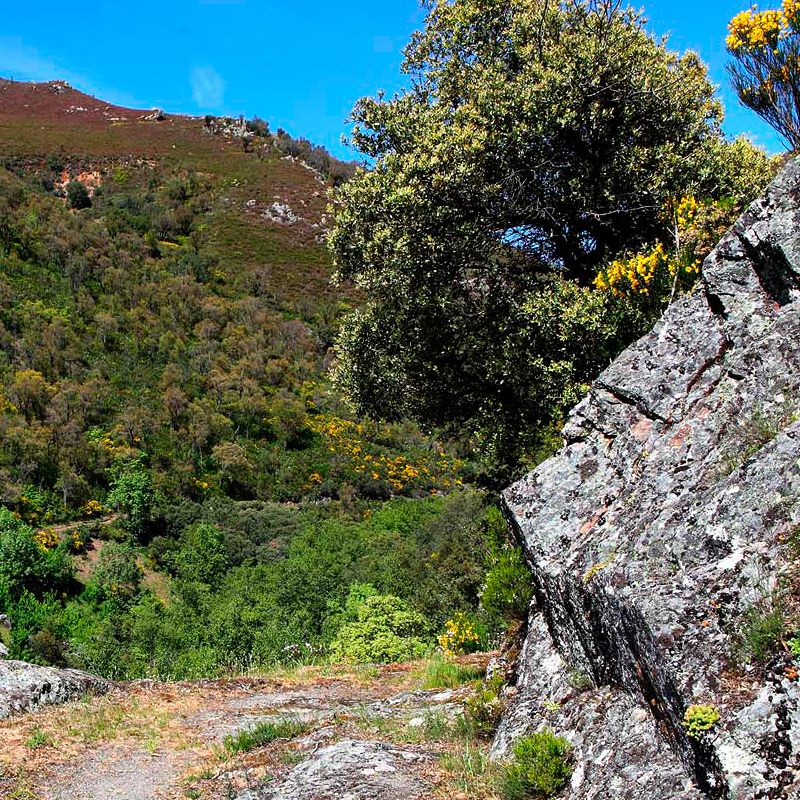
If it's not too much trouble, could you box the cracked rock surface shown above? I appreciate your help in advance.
[239,739,432,800]
[497,159,800,799]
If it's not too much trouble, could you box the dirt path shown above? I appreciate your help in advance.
[0,657,490,800]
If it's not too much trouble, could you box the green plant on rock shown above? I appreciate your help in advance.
[683,704,721,739]
[739,594,788,662]
[501,730,572,800]
[465,674,506,738]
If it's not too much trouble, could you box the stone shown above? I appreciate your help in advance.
[237,739,432,800]
[0,659,110,718]
[0,643,8,659]
[497,158,800,799]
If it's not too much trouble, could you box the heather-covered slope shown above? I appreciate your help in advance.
[498,159,800,798]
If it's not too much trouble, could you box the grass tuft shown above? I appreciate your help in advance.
[223,718,310,755]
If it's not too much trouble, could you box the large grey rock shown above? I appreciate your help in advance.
[238,739,432,800]
[0,659,109,718]
[498,158,800,799]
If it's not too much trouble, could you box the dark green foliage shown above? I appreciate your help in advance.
[501,730,572,800]
[65,180,91,209]
[480,507,533,624]
[0,508,72,603]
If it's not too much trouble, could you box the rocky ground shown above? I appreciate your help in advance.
[0,656,495,800]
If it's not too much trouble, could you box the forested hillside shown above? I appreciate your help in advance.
[0,79,511,679]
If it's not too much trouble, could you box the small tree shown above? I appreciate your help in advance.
[65,180,91,210]
[727,0,800,149]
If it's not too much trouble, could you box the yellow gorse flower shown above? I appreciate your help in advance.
[727,4,797,52]
[33,528,59,550]
[437,612,480,658]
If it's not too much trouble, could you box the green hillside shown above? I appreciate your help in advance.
[0,80,506,679]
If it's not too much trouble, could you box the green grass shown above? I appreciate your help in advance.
[415,658,486,689]
[739,597,788,662]
[222,719,311,755]
[24,728,52,750]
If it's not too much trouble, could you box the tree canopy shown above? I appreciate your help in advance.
[330,0,776,481]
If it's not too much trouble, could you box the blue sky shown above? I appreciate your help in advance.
[0,1,785,159]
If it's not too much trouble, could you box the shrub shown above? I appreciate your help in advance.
[91,542,142,600]
[501,730,572,800]
[683,704,721,739]
[438,612,481,657]
[66,180,91,210]
[107,463,156,538]
[0,508,73,601]
[465,674,506,738]
[330,591,431,663]
[481,544,533,625]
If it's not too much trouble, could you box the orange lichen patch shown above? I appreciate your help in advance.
[669,424,692,449]
[631,418,653,442]
[580,506,607,535]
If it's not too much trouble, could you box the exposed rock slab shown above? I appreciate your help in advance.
[238,739,432,800]
[0,659,109,718]
[498,159,800,799]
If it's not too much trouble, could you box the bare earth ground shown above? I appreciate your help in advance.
[0,656,491,800]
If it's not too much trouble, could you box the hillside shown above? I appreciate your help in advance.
[0,80,501,685]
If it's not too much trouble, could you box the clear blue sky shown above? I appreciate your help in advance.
[0,1,785,159]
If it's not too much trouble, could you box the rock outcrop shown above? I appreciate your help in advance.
[240,740,432,800]
[497,159,800,799]
[0,659,109,718]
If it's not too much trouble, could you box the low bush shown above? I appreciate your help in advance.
[330,590,431,663]
[501,730,572,800]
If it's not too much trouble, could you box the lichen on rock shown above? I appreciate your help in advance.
[497,158,800,799]
[0,659,110,719]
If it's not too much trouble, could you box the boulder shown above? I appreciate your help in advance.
[238,740,432,800]
[0,659,110,718]
[497,159,800,799]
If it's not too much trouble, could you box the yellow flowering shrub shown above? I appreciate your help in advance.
[69,530,85,553]
[437,611,481,657]
[727,8,784,51]
[308,413,463,494]
[81,499,105,518]
[727,1,800,147]
[33,528,59,550]
[594,196,704,308]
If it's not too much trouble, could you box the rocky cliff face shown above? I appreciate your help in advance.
[496,159,800,799]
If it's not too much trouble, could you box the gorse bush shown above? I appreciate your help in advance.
[728,0,800,148]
